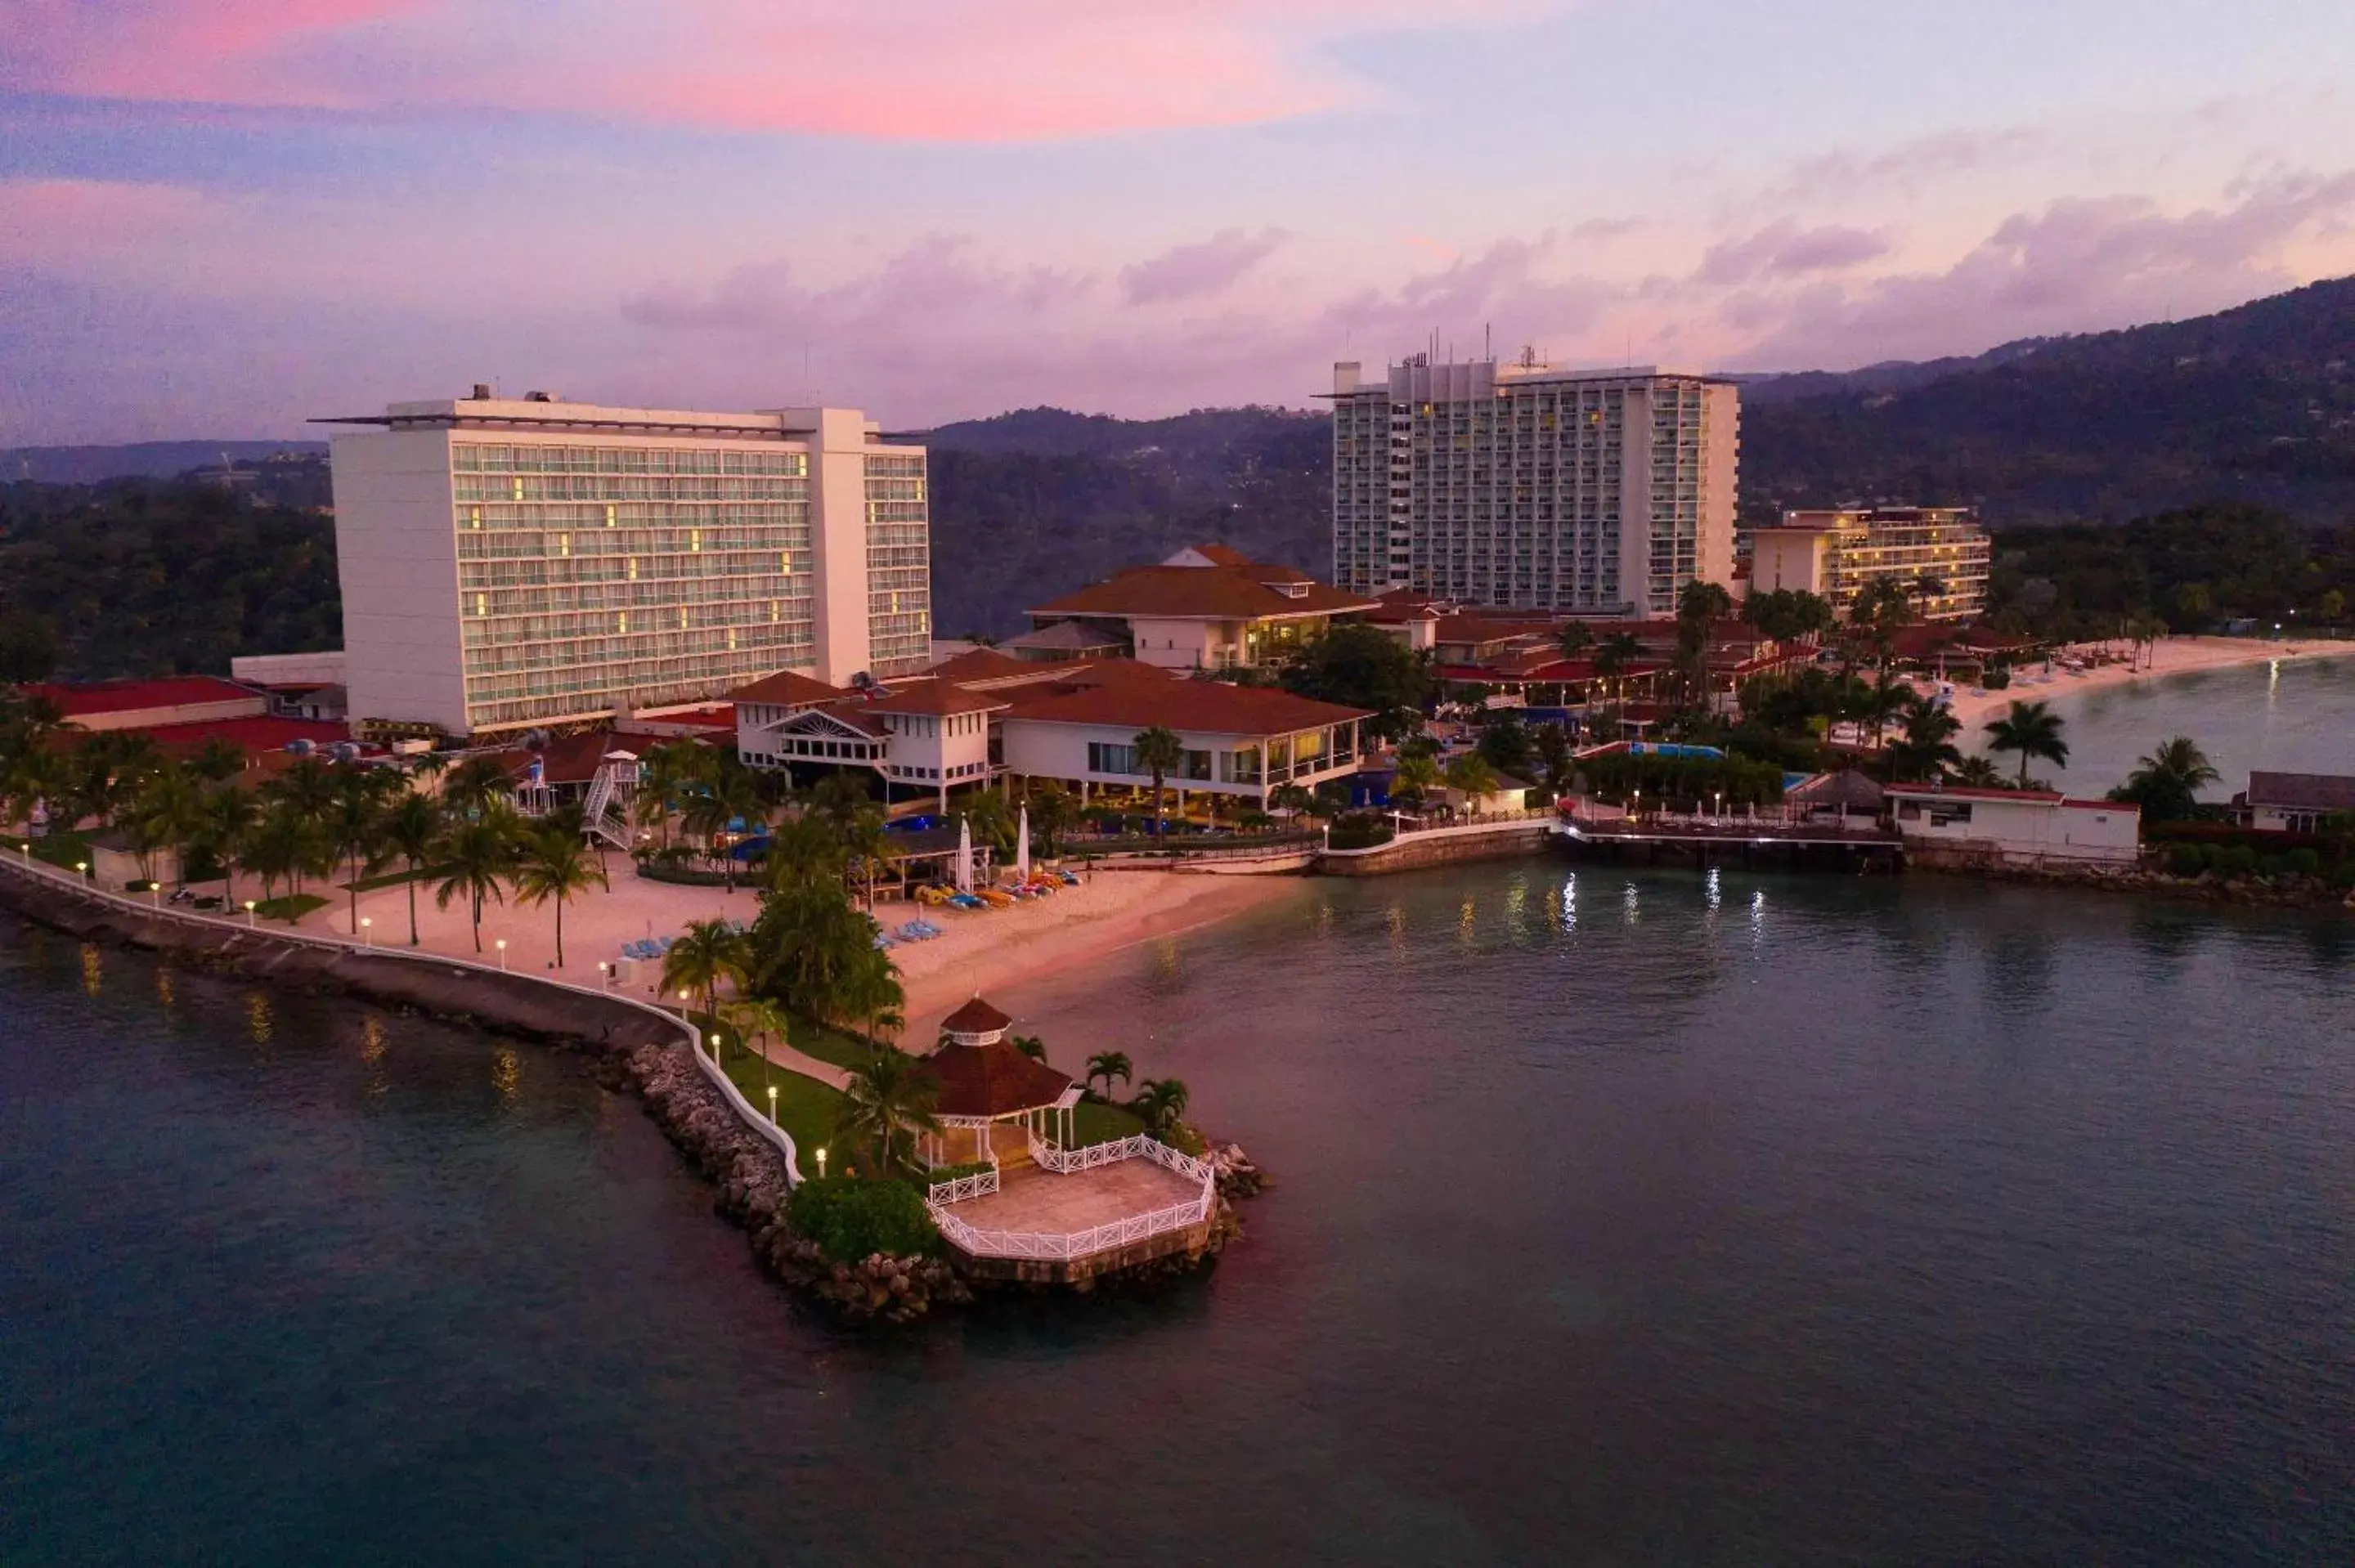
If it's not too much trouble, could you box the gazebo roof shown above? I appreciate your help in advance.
[940,996,1013,1035]
[917,1040,1074,1118]
[1788,768,1886,811]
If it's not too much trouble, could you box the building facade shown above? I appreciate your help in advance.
[2237,771,2355,834]
[1886,784,2139,867]
[326,393,931,737]
[1023,546,1378,673]
[1747,507,1990,622]
[1328,357,1739,618]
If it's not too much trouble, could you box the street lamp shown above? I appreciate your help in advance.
[75,860,88,881]
[815,1146,828,1179]
[709,1031,721,1064]
[496,938,508,970]
[766,1084,778,1124]
[361,917,373,948]
[244,899,258,927]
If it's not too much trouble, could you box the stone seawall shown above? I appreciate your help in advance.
[1317,822,1555,876]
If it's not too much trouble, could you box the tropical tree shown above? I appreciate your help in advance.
[1747,588,1836,648]
[379,790,445,945]
[1132,1077,1191,1140]
[436,754,512,822]
[1009,1033,1048,1063]
[1390,750,1441,810]
[324,769,397,933]
[1442,752,1500,809]
[1886,696,1963,782]
[1281,623,1434,743]
[191,783,256,902]
[1982,700,2070,789]
[1909,571,1949,616]
[1590,632,1645,733]
[1083,1051,1133,1099]
[240,797,329,902]
[1268,782,1315,822]
[833,1049,942,1174]
[834,949,905,1043]
[1557,620,1595,661]
[512,822,609,969]
[2108,735,2220,822]
[764,811,850,894]
[1675,579,1736,710]
[433,815,517,953]
[128,764,205,887]
[724,993,796,1100]
[1952,755,2006,788]
[681,760,764,889]
[661,916,752,1021]
[1132,725,1185,838]
[1532,723,1574,797]
[189,737,247,785]
[1025,782,1078,855]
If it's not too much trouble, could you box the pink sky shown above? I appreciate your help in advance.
[3,0,2354,439]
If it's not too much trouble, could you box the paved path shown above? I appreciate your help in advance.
[655,1001,855,1090]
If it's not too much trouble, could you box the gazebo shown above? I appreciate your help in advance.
[918,996,1085,1167]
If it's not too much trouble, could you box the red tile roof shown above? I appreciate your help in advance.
[1003,681,1371,736]
[941,996,1013,1033]
[1188,543,1257,567]
[727,669,846,708]
[920,647,1043,687]
[917,1039,1074,1118]
[861,683,1012,717]
[28,676,263,718]
[120,715,357,755]
[1028,564,1377,622]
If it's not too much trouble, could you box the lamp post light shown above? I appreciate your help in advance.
[766,1084,778,1125]
[244,899,258,928]
[75,860,88,882]
[496,938,508,970]
[815,1146,828,1179]
[597,961,611,989]
[709,1031,721,1064]
[361,917,373,948]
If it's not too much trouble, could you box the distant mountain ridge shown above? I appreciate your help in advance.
[21,275,2355,638]
[0,440,326,485]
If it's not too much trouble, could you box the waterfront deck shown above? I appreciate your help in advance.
[953,1160,1200,1234]
[928,1135,1220,1284]
[1554,811,1903,868]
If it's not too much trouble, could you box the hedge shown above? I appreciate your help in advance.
[784,1176,938,1263]
[1576,751,1786,809]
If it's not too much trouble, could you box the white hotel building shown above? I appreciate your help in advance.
[1328,356,1739,618]
[325,392,931,737]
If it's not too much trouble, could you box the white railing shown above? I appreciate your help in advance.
[581,763,635,850]
[0,844,803,1184]
[928,1189,1214,1262]
[926,1166,1000,1205]
[1025,1131,1215,1184]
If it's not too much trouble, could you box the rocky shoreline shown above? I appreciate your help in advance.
[0,865,1264,1324]
[1921,860,2355,911]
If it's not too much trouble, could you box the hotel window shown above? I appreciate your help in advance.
[1088,741,1140,777]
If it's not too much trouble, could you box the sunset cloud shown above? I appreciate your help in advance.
[1120,229,1291,305]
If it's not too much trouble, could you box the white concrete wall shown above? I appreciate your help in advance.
[231,650,348,686]
[1700,381,1741,598]
[1128,617,1219,670]
[1751,531,1828,597]
[332,428,468,733]
[1001,718,1358,800]
[1895,795,2140,864]
[801,407,874,687]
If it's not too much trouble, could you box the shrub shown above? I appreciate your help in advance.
[784,1176,938,1263]
[2280,848,2321,877]
[2215,846,2259,877]
[1326,813,1394,850]
[2167,844,2209,877]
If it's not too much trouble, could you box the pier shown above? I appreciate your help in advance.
[1553,808,1904,871]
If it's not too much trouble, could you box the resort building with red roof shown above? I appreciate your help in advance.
[1022,545,1379,674]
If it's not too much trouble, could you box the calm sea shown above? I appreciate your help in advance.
[6,849,2353,1563]
[1993,650,2355,799]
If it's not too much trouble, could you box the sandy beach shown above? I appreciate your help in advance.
[1939,636,2355,731]
[280,855,1300,1044]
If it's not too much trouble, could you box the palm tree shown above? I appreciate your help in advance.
[433,816,517,953]
[1909,571,1949,616]
[511,822,608,969]
[1590,633,1644,733]
[1009,1033,1048,1063]
[379,791,444,945]
[1131,1077,1191,1140]
[1132,724,1185,838]
[128,764,204,888]
[1083,1051,1133,1099]
[325,769,396,934]
[1886,696,1963,782]
[1390,750,1441,811]
[438,755,514,822]
[189,737,247,785]
[2110,735,2220,822]
[192,783,256,903]
[681,762,763,889]
[1025,782,1078,857]
[1268,782,1314,822]
[1983,700,2070,789]
[240,797,328,903]
[661,916,752,1023]
[1556,620,1595,661]
[833,1049,941,1174]
[724,994,795,1100]
[1952,755,2006,788]
[764,811,850,893]
[1442,752,1500,812]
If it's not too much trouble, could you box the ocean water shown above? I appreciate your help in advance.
[1984,651,2355,799]
[6,858,2353,1565]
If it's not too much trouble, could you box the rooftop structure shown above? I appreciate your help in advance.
[319,392,931,737]
[26,676,269,732]
[1024,546,1378,673]
[1328,356,1740,617]
[1747,507,1990,622]
[2238,771,2355,833]
[1886,782,2139,868]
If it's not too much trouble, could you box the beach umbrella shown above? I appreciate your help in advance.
[955,815,973,894]
[1016,802,1031,885]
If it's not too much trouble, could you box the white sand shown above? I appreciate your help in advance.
[1939,637,2355,731]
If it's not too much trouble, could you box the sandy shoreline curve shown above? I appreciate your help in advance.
[1936,636,2355,731]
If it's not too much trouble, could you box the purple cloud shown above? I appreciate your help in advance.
[1119,227,1290,305]
[1696,222,1891,285]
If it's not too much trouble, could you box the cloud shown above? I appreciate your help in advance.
[1770,128,2050,204]
[1735,172,2355,366]
[3,0,1559,141]
[1694,222,1891,285]
[1119,228,1290,305]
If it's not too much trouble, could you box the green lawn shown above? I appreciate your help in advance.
[343,862,451,893]
[253,893,330,924]
[1072,1099,1146,1147]
[706,1015,846,1164]
[2,831,94,872]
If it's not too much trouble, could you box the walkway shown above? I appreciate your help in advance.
[946,1158,1200,1234]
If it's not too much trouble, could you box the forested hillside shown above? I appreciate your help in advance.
[0,481,339,681]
